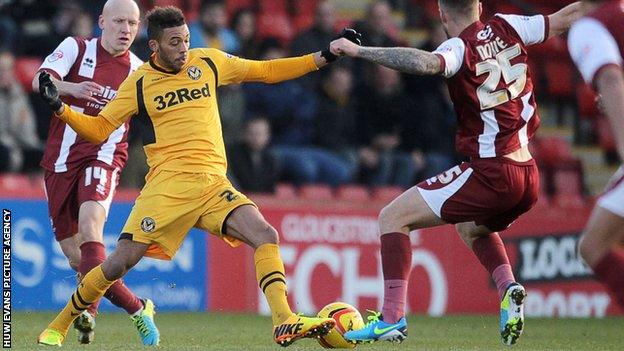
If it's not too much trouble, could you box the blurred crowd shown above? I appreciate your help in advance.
[0,0,589,195]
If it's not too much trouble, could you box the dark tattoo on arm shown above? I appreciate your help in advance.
[357,47,442,75]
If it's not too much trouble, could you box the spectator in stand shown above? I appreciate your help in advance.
[352,1,400,85]
[291,0,337,90]
[356,65,417,187]
[215,7,257,145]
[314,64,359,178]
[16,1,84,57]
[231,8,258,59]
[401,22,458,177]
[0,51,43,172]
[189,0,239,53]
[244,38,316,146]
[0,15,18,51]
[244,39,352,186]
[354,0,399,48]
[52,1,86,40]
[227,117,278,193]
[69,10,94,37]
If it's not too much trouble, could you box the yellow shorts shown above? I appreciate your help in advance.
[120,170,255,260]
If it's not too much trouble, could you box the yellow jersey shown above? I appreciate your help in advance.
[59,48,318,175]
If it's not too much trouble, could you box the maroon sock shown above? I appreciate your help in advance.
[79,241,142,314]
[105,279,143,314]
[592,250,624,308]
[380,232,412,323]
[78,241,106,316]
[472,233,515,299]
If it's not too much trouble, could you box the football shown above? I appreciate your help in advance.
[317,302,365,349]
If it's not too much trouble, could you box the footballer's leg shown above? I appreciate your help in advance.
[579,206,624,308]
[38,239,152,346]
[58,236,81,272]
[455,222,526,346]
[224,205,335,347]
[75,164,145,343]
[74,202,145,344]
[345,186,444,344]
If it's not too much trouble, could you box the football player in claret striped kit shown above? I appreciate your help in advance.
[568,0,624,310]
[36,5,363,348]
[31,0,160,346]
[332,0,586,346]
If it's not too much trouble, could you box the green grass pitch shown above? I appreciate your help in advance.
[10,312,623,350]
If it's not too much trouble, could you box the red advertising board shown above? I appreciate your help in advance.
[208,199,623,317]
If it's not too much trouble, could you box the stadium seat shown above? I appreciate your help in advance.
[298,184,333,200]
[545,61,575,97]
[0,173,44,198]
[552,192,585,209]
[258,0,287,14]
[336,185,370,201]
[577,84,600,119]
[275,183,298,199]
[495,3,522,14]
[532,137,576,166]
[539,35,568,59]
[256,13,294,42]
[372,186,404,203]
[420,0,440,19]
[293,14,314,32]
[552,170,585,208]
[14,56,42,92]
[294,0,317,16]
[596,117,617,152]
[334,18,354,33]
[226,0,255,15]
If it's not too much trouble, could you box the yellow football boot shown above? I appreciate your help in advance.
[273,313,335,347]
[37,328,64,346]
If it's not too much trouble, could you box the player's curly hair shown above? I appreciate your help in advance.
[145,6,186,40]
[439,0,478,13]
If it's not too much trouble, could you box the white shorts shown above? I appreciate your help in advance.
[597,166,624,217]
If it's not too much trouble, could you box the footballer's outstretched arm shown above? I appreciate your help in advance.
[243,52,325,84]
[357,47,441,75]
[242,28,362,83]
[547,2,585,39]
[595,66,624,160]
[55,106,118,144]
[331,38,441,75]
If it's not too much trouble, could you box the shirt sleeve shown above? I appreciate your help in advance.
[433,37,465,78]
[56,105,118,144]
[38,37,80,79]
[99,74,138,127]
[568,18,623,85]
[204,48,318,85]
[496,14,548,46]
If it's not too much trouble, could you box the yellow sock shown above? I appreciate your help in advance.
[48,265,115,336]
[254,243,293,325]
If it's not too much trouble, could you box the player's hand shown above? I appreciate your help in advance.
[322,28,362,62]
[68,81,104,104]
[38,71,63,112]
[330,38,361,58]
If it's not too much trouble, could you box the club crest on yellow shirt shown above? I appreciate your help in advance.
[187,65,202,80]
[141,217,156,233]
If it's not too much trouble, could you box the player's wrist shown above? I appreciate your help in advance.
[321,49,338,63]
[53,103,65,115]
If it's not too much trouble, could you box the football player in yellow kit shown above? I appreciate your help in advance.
[37,5,361,347]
